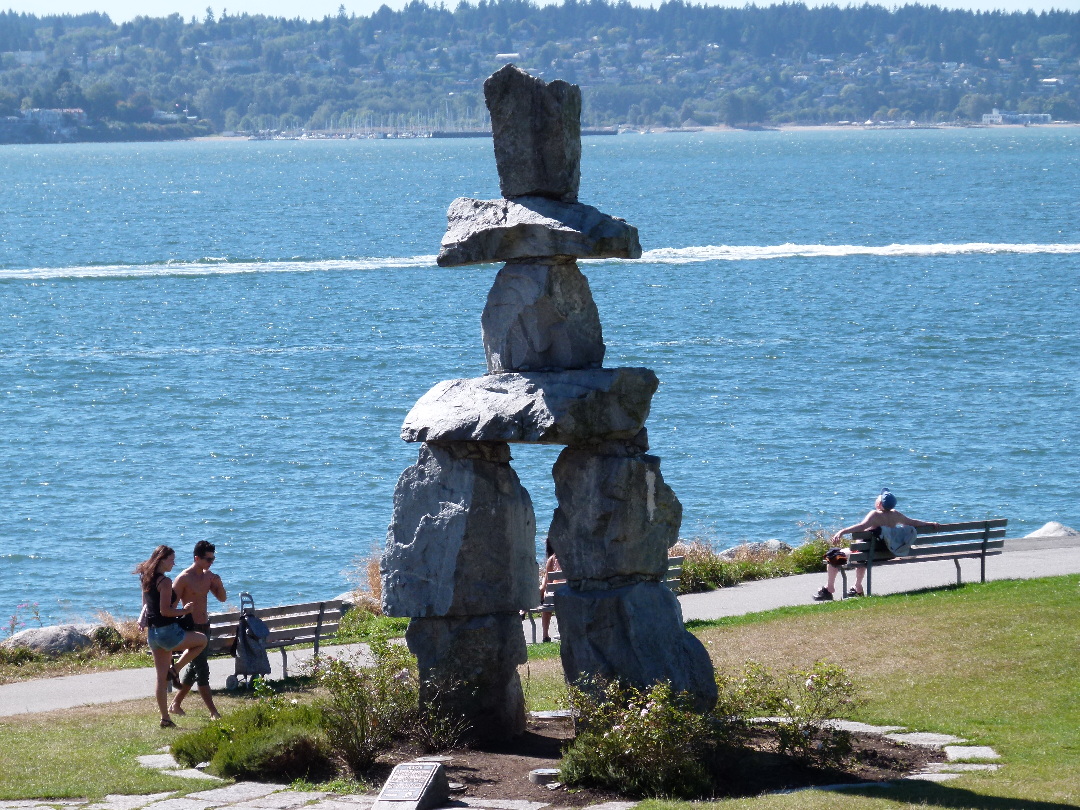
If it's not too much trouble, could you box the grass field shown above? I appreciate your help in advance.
[1,575,1076,806]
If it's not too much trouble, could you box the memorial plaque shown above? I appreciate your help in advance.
[372,762,450,810]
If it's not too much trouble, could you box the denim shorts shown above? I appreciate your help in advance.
[147,622,186,651]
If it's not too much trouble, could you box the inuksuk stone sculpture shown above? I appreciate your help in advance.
[383,65,716,741]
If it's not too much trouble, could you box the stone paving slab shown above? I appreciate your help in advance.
[136,755,181,771]
[187,786,280,805]
[884,732,968,748]
[454,800,549,810]
[822,720,906,734]
[169,771,222,783]
[229,793,327,809]
[82,793,177,810]
[140,799,218,810]
[904,773,960,783]
[924,762,1001,773]
[306,800,374,810]
[944,746,999,761]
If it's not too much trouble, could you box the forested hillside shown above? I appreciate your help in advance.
[1,1,1078,140]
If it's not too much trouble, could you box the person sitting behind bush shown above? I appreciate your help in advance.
[814,488,939,600]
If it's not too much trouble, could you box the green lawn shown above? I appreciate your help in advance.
[1,576,1076,806]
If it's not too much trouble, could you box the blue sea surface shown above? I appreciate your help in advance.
[1,129,1078,624]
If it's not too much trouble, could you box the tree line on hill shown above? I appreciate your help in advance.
[1,1,1078,141]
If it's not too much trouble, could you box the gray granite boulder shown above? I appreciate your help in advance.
[484,63,581,203]
[548,447,681,585]
[482,260,605,373]
[401,368,658,445]
[2,625,93,656]
[406,612,528,741]
[382,442,537,618]
[436,197,641,267]
[556,582,717,712]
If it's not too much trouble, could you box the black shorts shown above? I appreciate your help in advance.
[181,623,212,687]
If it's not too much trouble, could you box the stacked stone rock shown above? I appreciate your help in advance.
[382,64,716,742]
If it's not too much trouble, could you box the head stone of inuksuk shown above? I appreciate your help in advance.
[381,64,717,742]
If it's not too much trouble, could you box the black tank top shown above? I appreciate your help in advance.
[143,574,177,628]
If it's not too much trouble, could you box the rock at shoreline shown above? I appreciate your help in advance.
[484,64,581,203]
[2,625,93,656]
[1024,521,1080,539]
[718,539,794,560]
[482,260,605,373]
[382,442,537,618]
[436,196,641,267]
[400,368,658,445]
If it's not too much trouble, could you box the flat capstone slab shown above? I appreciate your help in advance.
[944,746,1000,761]
[136,754,181,770]
[401,368,658,445]
[884,732,968,748]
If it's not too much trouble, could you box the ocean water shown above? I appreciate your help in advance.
[2,129,1078,625]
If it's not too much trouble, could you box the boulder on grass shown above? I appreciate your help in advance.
[1,625,93,657]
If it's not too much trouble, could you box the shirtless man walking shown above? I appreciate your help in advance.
[169,540,227,719]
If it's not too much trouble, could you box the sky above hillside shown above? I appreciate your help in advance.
[6,0,1079,26]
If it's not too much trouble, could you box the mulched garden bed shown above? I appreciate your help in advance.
[373,714,944,803]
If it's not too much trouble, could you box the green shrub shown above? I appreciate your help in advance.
[674,529,832,594]
[559,660,860,799]
[0,646,39,666]
[172,688,333,781]
[334,607,409,643]
[315,637,418,774]
[770,661,858,766]
[91,626,125,653]
[211,721,333,782]
[560,679,714,799]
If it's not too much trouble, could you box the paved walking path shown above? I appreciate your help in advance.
[2,533,1077,719]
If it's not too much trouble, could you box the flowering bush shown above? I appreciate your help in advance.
[560,678,714,798]
[770,661,858,765]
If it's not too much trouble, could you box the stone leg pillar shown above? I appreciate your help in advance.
[382,441,536,741]
[548,436,718,711]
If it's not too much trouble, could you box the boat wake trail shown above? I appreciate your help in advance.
[637,242,1080,263]
[4,242,1079,279]
[0,255,439,280]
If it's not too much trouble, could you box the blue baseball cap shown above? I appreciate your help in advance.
[879,488,897,510]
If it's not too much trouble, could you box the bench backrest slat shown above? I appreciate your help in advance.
[851,529,1006,550]
[537,556,684,607]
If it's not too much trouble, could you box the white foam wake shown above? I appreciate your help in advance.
[0,255,439,280]
[637,242,1080,263]
[3,242,1079,279]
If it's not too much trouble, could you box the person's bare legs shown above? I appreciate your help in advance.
[152,647,176,724]
[172,631,207,673]
[170,681,220,719]
[541,610,553,642]
[825,563,842,594]
[196,683,221,719]
[852,566,866,594]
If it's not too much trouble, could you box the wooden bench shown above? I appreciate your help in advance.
[205,595,347,678]
[841,519,1007,597]
[524,556,684,644]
